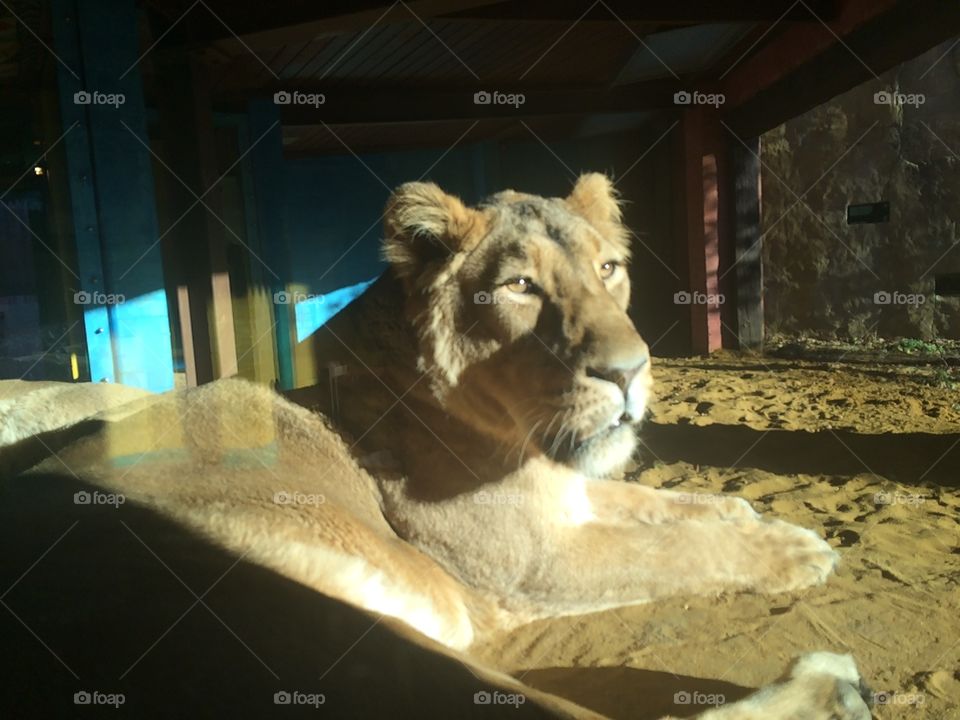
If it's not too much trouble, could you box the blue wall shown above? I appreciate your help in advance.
[283,144,492,297]
[279,123,682,355]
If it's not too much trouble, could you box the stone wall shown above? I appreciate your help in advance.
[762,37,960,341]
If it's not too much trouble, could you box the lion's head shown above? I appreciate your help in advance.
[382,173,651,478]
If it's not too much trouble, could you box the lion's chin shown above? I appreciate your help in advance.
[560,423,638,478]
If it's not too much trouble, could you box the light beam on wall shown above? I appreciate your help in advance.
[294,276,379,343]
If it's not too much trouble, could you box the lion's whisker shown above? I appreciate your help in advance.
[517,419,545,470]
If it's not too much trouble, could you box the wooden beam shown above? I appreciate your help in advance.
[721,0,898,109]
[673,107,715,355]
[163,0,504,51]
[51,0,114,385]
[443,0,841,23]
[249,82,681,126]
[701,151,722,353]
[728,135,763,350]
[724,0,960,137]
[53,0,175,391]
[712,131,740,349]
[156,56,240,384]
[247,99,295,390]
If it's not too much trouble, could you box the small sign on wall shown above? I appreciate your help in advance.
[847,201,890,224]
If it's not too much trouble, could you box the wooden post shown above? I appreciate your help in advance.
[247,99,294,390]
[232,114,279,385]
[155,56,239,384]
[52,0,174,391]
[674,107,722,355]
[701,152,723,352]
[50,7,114,384]
[728,135,764,349]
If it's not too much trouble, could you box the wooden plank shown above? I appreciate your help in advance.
[53,0,175,391]
[175,0,505,51]
[175,284,198,386]
[50,0,115,384]
[701,151,722,353]
[724,0,960,137]
[155,58,214,385]
[443,0,840,23]
[728,135,763,350]
[247,99,295,390]
[721,0,897,109]
[673,107,709,355]
[233,116,279,385]
[259,82,681,125]
[168,0,837,51]
[713,135,739,349]
[77,0,176,391]
[156,55,239,383]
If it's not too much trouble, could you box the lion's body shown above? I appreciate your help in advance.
[1,176,871,719]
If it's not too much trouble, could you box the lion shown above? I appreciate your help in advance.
[0,175,870,718]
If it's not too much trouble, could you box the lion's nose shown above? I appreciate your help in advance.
[585,352,649,395]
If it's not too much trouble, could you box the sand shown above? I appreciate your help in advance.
[472,354,960,719]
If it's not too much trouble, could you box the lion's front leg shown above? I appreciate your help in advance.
[585,478,760,525]
[529,515,837,611]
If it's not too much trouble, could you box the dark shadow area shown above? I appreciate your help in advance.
[520,666,753,720]
[642,422,960,488]
[0,418,105,479]
[1,471,563,719]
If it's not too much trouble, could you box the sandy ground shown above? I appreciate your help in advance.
[473,354,960,719]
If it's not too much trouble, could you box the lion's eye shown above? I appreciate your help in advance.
[504,277,535,294]
[599,261,619,280]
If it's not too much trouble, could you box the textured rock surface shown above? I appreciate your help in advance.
[762,38,960,340]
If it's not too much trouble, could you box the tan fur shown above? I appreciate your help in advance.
[3,175,871,719]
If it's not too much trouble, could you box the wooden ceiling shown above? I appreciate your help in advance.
[3,1,959,156]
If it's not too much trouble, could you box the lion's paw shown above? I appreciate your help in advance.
[739,519,838,593]
[702,652,871,719]
[784,652,872,720]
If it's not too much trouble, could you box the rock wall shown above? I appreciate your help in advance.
[762,38,960,341]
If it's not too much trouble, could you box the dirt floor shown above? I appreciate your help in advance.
[473,353,960,719]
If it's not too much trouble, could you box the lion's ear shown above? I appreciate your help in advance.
[383,182,478,282]
[565,172,629,253]
[565,173,622,227]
